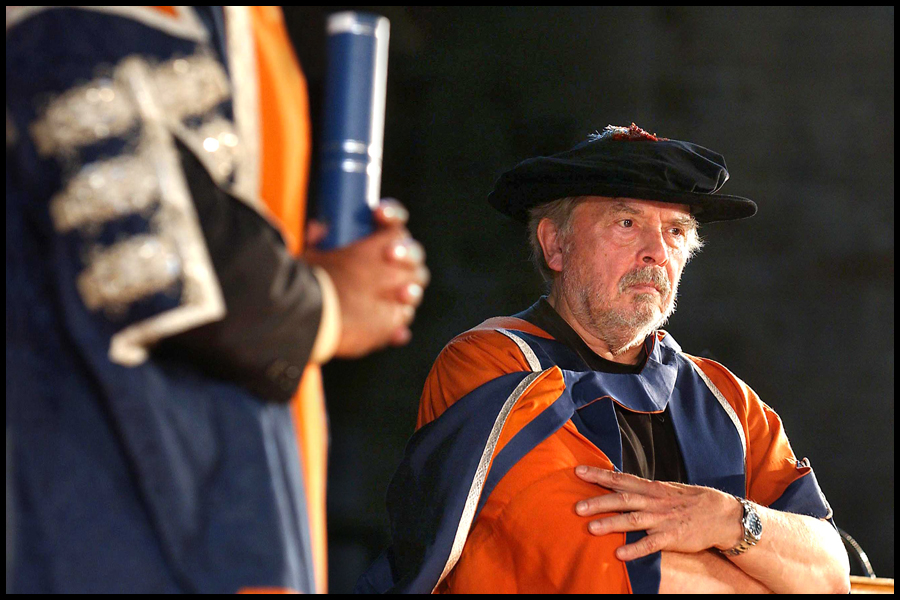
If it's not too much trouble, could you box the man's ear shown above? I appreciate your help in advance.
[537,217,564,274]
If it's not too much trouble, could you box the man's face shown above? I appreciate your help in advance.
[555,197,696,354]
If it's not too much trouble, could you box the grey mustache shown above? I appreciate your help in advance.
[619,267,670,295]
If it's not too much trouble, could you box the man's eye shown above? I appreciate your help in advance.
[669,227,684,237]
[620,219,633,228]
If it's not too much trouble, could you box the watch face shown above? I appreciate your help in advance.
[747,512,763,539]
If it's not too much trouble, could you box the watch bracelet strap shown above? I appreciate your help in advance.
[722,537,757,556]
[722,497,759,557]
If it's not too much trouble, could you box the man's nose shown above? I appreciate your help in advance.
[640,228,670,266]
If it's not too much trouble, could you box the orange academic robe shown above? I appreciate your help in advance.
[358,317,832,593]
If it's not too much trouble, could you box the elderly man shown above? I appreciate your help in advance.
[358,124,849,594]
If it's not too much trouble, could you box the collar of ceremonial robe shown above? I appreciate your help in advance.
[505,327,682,413]
[497,325,746,493]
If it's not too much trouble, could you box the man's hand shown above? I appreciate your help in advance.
[574,465,850,594]
[305,199,430,359]
[573,466,743,561]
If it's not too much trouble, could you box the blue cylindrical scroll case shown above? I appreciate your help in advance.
[317,12,390,250]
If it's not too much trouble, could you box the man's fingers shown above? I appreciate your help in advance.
[587,509,659,536]
[574,467,739,558]
[416,265,431,287]
[396,304,415,325]
[398,283,425,306]
[386,237,425,266]
[389,326,412,346]
[385,238,429,305]
[305,220,329,249]
[374,198,409,228]
[575,466,646,490]
[388,305,416,346]
[575,466,670,497]
[576,491,653,516]
[614,531,670,562]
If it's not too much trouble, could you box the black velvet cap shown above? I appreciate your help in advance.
[488,124,757,224]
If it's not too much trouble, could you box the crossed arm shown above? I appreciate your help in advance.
[574,466,851,594]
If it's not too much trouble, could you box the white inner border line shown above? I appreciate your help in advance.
[684,357,747,461]
[432,370,545,592]
[497,328,541,372]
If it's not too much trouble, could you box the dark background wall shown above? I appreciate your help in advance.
[283,6,894,592]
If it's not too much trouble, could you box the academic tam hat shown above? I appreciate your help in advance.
[488,123,757,223]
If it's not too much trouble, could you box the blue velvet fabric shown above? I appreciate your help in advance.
[6,8,314,593]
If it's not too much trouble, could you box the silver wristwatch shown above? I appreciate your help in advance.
[722,496,762,557]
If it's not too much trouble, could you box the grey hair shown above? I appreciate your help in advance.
[527,196,705,284]
[527,196,586,283]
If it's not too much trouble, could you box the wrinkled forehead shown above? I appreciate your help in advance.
[581,196,692,217]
